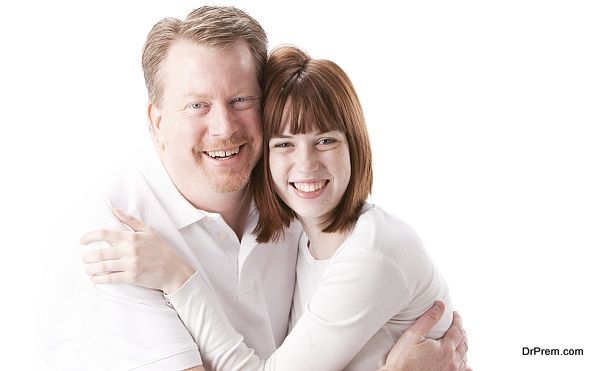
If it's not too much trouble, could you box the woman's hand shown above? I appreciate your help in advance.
[80,208,195,294]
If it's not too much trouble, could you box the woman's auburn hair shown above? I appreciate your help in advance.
[252,45,373,243]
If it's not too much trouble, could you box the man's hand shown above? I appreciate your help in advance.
[379,301,471,371]
[80,208,195,294]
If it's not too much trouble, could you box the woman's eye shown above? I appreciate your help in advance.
[273,142,292,148]
[318,138,337,145]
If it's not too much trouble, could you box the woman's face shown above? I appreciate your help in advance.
[268,125,351,223]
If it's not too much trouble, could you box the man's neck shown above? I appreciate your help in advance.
[185,185,252,241]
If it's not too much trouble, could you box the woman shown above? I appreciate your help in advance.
[83,45,452,370]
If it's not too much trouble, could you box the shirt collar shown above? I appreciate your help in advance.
[137,148,207,229]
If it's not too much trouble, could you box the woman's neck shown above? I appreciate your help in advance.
[299,217,350,260]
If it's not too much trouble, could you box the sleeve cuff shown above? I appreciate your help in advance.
[165,270,202,307]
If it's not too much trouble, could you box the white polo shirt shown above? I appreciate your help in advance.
[77,150,301,370]
[166,204,452,370]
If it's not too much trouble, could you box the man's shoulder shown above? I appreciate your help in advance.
[92,164,143,195]
[87,165,153,212]
[83,163,171,233]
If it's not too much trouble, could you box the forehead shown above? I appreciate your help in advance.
[161,39,259,98]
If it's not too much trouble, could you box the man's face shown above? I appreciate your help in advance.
[150,39,263,195]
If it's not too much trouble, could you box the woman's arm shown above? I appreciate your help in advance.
[166,249,411,370]
[82,211,454,370]
[81,208,195,294]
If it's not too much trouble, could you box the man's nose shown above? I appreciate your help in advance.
[208,104,238,138]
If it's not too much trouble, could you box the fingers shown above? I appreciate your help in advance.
[403,301,445,342]
[80,209,150,245]
[113,208,150,232]
[90,271,131,284]
[85,259,124,276]
[441,311,466,349]
[443,311,468,371]
[460,330,469,353]
[80,229,131,246]
[82,246,125,264]
[456,335,468,361]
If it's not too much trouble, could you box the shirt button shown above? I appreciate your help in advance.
[219,232,227,240]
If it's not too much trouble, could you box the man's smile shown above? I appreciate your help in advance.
[205,145,241,160]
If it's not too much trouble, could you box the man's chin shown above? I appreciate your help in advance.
[209,170,251,194]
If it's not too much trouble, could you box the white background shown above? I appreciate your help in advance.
[1,1,598,369]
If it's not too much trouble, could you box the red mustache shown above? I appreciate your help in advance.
[192,134,250,153]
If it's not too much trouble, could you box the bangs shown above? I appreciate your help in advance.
[265,69,347,139]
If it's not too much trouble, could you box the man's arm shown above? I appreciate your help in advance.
[380,301,471,371]
[77,191,203,369]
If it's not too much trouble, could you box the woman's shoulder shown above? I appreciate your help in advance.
[352,204,422,248]
[341,204,433,270]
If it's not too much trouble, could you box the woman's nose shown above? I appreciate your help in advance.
[296,146,319,173]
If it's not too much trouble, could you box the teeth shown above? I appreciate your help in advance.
[207,146,240,158]
[293,181,326,193]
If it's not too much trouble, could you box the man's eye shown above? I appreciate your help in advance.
[231,96,257,110]
[187,102,210,111]
[186,102,211,115]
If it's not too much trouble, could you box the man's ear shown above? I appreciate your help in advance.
[148,101,164,150]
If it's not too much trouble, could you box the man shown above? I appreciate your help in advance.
[78,6,468,370]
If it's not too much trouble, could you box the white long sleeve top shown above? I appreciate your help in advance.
[168,204,452,370]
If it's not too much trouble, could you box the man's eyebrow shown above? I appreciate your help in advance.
[183,92,211,99]
[231,93,262,100]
